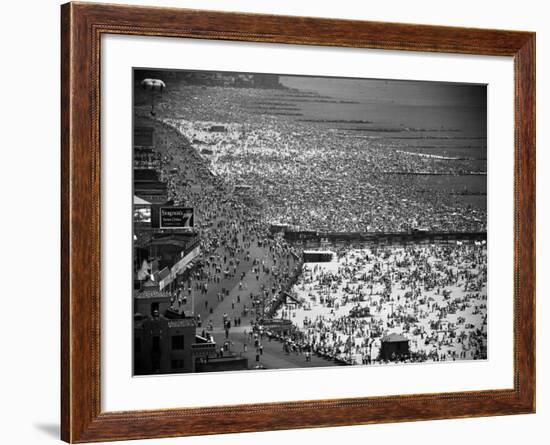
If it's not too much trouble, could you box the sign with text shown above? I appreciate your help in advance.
[159,207,194,229]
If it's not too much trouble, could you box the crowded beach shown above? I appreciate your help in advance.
[134,75,488,367]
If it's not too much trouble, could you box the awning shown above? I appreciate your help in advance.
[134,195,151,206]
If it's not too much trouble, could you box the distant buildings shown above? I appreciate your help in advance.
[135,70,282,89]
[134,147,162,170]
[133,122,207,375]
[134,169,169,204]
[134,126,162,171]
[132,123,249,375]
[133,125,200,294]
[252,73,281,89]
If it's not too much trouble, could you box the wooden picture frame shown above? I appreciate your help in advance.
[61,2,535,442]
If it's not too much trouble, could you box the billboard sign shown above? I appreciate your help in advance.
[159,207,194,229]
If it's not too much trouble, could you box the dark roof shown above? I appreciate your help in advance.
[149,238,188,249]
[134,169,160,181]
[134,289,170,300]
[149,233,198,249]
[167,319,195,328]
[381,333,409,343]
[134,181,167,190]
[134,126,154,146]
[156,267,170,281]
[195,335,212,344]
[165,308,193,319]
[134,195,151,205]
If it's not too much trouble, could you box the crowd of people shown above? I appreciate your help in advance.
[274,244,487,364]
[145,119,303,335]
[158,83,486,233]
[133,78,488,369]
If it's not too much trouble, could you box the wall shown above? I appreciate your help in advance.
[0,0,547,444]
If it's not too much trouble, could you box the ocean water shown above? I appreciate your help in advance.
[280,76,486,150]
[280,76,486,134]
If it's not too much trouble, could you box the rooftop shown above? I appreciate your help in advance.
[134,195,151,206]
[381,333,409,343]
[167,319,195,328]
[134,288,171,300]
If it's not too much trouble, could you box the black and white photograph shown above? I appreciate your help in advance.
[132,68,487,375]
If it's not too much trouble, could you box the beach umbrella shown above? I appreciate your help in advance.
[140,78,166,116]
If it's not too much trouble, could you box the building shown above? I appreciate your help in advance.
[134,195,152,226]
[252,73,281,88]
[195,355,248,373]
[134,125,154,147]
[379,333,410,361]
[134,146,162,170]
[134,232,201,292]
[258,318,294,337]
[133,281,196,374]
[303,250,334,263]
[143,70,282,89]
[134,125,162,170]
[133,281,217,375]
[134,169,169,204]
[133,126,167,203]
